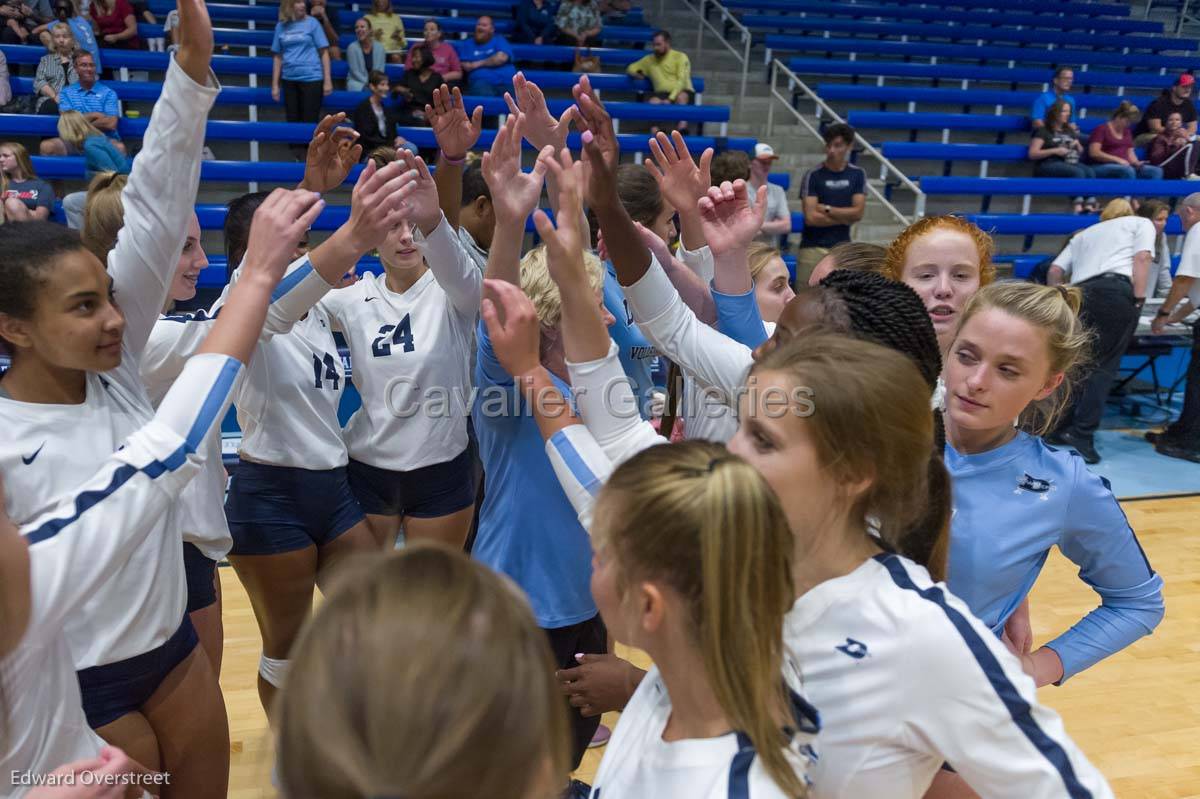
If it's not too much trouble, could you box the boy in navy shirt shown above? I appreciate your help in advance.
[797,122,865,286]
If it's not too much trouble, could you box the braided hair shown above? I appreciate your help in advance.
[814,269,951,579]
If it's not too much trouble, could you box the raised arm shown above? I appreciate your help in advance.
[646,130,712,253]
[108,0,217,360]
[700,179,770,347]
[601,221,717,325]
[426,84,484,230]
[505,72,584,239]
[480,113,552,285]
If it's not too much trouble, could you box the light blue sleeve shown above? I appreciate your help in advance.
[271,21,283,54]
[101,87,119,117]
[1045,463,1165,683]
[311,16,329,49]
[712,284,768,349]
[346,44,366,90]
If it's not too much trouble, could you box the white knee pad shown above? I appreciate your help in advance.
[259,654,291,689]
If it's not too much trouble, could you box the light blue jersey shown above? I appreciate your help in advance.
[470,320,596,629]
[946,432,1164,682]
[602,264,656,420]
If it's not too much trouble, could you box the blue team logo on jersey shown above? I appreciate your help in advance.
[835,637,869,659]
[1016,473,1054,498]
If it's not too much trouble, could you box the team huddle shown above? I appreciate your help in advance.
[0,3,1165,799]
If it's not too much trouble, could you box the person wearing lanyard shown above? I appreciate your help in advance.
[1047,201,1155,464]
[1148,192,1200,462]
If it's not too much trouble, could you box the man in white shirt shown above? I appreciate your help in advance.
[1148,193,1200,462]
[1047,211,1156,463]
[750,143,792,245]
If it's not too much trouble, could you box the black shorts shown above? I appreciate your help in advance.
[182,542,217,614]
[77,616,197,729]
[347,445,476,519]
[225,460,366,556]
[652,90,690,102]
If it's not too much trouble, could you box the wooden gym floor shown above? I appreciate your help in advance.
[222,496,1200,798]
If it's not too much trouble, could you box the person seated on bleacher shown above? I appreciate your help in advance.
[0,50,10,108]
[0,141,53,222]
[1029,99,1097,215]
[1148,111,1200,180]
[35,1,100,69]
[556,0,603,48]
[626,30,694,132]
[514,0,557,45]
[57,108,129,228]
[1133,74,1197,149]
[393,44,438,126]
[346,17,386,92]
[1087,101,1163,181]
[89,0,140,50]
[598,0,632,17]
[1030,66,1075,130]
[365,0,405,64]
[407,20,463,86]
[749,143,792,245]
[0,0,48,46]
[457,16,516,97]
[33,22,78,115]
[39,51,126,157]
[352,69,404,154]
[796,122,866,287]
[309,0,342,61]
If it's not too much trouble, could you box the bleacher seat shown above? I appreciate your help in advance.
[922,177,1200,199]
[817,85,1154,115]
[846,111,1111,138]
[786,59,1177,92]
[966,213,1184,236]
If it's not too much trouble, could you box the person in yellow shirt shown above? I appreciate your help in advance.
[365,0,405,63]
[625,30,694,131]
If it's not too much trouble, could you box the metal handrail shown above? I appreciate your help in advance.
[766,59,926,224]
[679,0,752,114]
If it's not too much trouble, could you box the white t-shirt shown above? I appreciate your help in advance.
[1173,222,1200,306]
[320,216,482,471]
[2,355,239,796]
[590,665,818,799]
[1052,216,1156,286]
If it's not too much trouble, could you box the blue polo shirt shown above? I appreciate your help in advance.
[1031,90,1076,125]
[455,33,517,87]
[470,320,596,629]
[58,81,121,141]
[271,17,329,83]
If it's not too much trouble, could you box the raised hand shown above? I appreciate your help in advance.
[698,179,768,257]
[242,189,327,283]
[481,113,552,224]
[345,158,419,254]
[646,131,713,220]
[299,113,363,194]
[394,149,442,235]
[505,72,575,151]
[426,84,484,160]
[572,74,621,210]
[173,0,214,87]
[533,147,587,287]
[481,278,543,379]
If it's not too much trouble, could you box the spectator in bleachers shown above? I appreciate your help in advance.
[352,69,403,153]
[393,44,438,125]
[514,0,557,45]
[749,142,792,244]
[39,51,125,156]
[797,123,866,286]
[365,0,405,64]
[57,109,128,176]
[626,31,694,132]
[1133,74,1197,148]
[309,0,342,61]
[88,0,140,50]
[1030,67,1075,130]
[0,0,47,45]
[0,142,54,222]
[346,17,386,92]
[33,21,77,114]
[35,2,100,70]
[272,0,333,154]
[1087,102,1163,180]
[0,50,10,107]
[408,20,463,85]
[1028,99,1096,215]
[556,0,602,48]
[599,0,632,17]
[458,16,516,97]
[1136,200,1176,299]
[1148,111,1200,180]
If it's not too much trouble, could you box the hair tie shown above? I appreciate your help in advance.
[706,456,730,473]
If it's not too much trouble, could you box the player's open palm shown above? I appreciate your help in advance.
[347,158,413,252]
[426,85,483,160]
[243,189,326,282]
[646,130,713,218]
[699,179,767,257]
[505,72,575,151]
[535,148,587,288]
[482,114,551,225]
[394,150,442,234]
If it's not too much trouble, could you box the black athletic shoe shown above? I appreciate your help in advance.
[1059,431,1101,464]
[1156,440,1200,464]
[1144,430,1166,446]
[1043,430,1070,447]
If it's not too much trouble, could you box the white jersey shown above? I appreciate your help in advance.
[2,355,239,796]
[0,57,218,669]
[456,224,488,272]
[320,215,482,471]
[682,322,776,443]
[590,665,818,799]
[788,554,1113,799]
[142,256,338,558]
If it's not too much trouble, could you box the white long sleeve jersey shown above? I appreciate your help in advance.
[319,215,482,471]
[0,57,219,669]
[2,355,240,796]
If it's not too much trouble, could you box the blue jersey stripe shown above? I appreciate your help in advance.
[184,356,241,450]
[270,258,314,303]
[874,554,1094,799]
[1096,474,1155,576]
[727,731,755,799]
[549,429,603,498]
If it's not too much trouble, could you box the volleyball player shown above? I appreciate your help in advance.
[0,186,316,795]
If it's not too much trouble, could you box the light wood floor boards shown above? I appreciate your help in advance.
[222,496,1200,798]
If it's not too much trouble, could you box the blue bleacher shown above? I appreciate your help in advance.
[922,177,1200,198]
[846,110,1110,136]
[823,0,1132,16]
[786,59,1177,92]
[816,85,1154,115]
